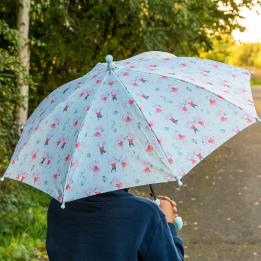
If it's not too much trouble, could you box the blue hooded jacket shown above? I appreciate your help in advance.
[46,189,184,261]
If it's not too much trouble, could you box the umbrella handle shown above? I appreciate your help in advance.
[152,199,183,230]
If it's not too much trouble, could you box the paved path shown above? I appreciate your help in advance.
[132,87,261,261]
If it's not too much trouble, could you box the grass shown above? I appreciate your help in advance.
[0,180,50,261]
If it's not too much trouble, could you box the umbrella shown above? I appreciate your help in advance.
[1,51,260,215]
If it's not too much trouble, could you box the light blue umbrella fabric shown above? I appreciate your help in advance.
[1,51,260,206]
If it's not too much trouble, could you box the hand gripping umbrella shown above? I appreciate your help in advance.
[1,51,260,230]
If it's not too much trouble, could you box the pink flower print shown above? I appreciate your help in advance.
[99,145,106,154]
[169,117,178,124]
[132,82,139,87]
[65,184,71,191]
[33,176,40,184]
[124,115,132,124]
[138,77,146,83]
[122,72,129,76]
[170,87,178,93]
[73,120,79,127]
[128,99,135,105]
[102,95,108,102]
[115,183,123,189]
[178,134,186,140]
[118,140,124,147]
[108,80,114,86]
[53,173,58,180]
[148,121,154,128]
[191,124,199,133]
[128,138,135,147]
[11,159,16,165]
[96,79,102,84]
[86,105,90,111]
[209,98,216,105]
[63,105,69,111]
[180,63,187,67]
[84,93,90,100]
[155,107,162,113]
[111,162,116,172]
[182,106,188,112]
[245,117,253,124]
[44,137,50,145]
[144,167,151,173]
[112,93,117,101]
[146,144,154,153]
[75,142,80,149]
[207,137,215,144]
[121,161,127,168]
[41,157,47,164]
[141,93,149,99]
[92,164,100,174]
[21,175,26,182]
[51,99,55,104]
[95,130,102,137]
[220,115,228,122]
[65,154,70,161]
[198,120,205,126]
[196,152,203,160]
[61,140,67,149]
[96,111,103,119]
[47,159,51,165]
[188,100,197,108]
[51,122,56,128]
[32,152,37,160]
[168,158,174,164]
[191,158,197,165]
[80,92,85,97]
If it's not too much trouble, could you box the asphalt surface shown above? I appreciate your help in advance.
[131,87,261,261]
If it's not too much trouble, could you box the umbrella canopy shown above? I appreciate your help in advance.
[1,51,260,206]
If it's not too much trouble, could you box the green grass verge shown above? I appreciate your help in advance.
[0,180,50,261]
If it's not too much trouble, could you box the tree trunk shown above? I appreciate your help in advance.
[16,0,30,135]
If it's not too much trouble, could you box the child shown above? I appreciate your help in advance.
[46,188,184,260]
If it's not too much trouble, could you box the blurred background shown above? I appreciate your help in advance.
[0,1,260,260]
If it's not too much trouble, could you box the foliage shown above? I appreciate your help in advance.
[199,35,261,85]
[0,19,21,173]
[0,181,50,260]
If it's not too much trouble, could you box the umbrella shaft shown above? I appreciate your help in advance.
[149,184,157,200]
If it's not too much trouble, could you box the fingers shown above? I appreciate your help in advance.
[159,196,178,214]
[158,195,177,208]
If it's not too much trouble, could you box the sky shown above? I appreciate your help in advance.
[232,5,261,43]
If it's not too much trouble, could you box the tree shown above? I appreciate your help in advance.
[16,0,30,134]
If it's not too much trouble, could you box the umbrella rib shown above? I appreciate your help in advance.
[116,66,258,121]
[111,70,182,185]
[62,70,109,204]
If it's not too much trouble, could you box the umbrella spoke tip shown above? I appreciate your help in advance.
[61,202,66,209]
[257,118,261,124]
[176,178,183,186]
[0,176,5,181]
